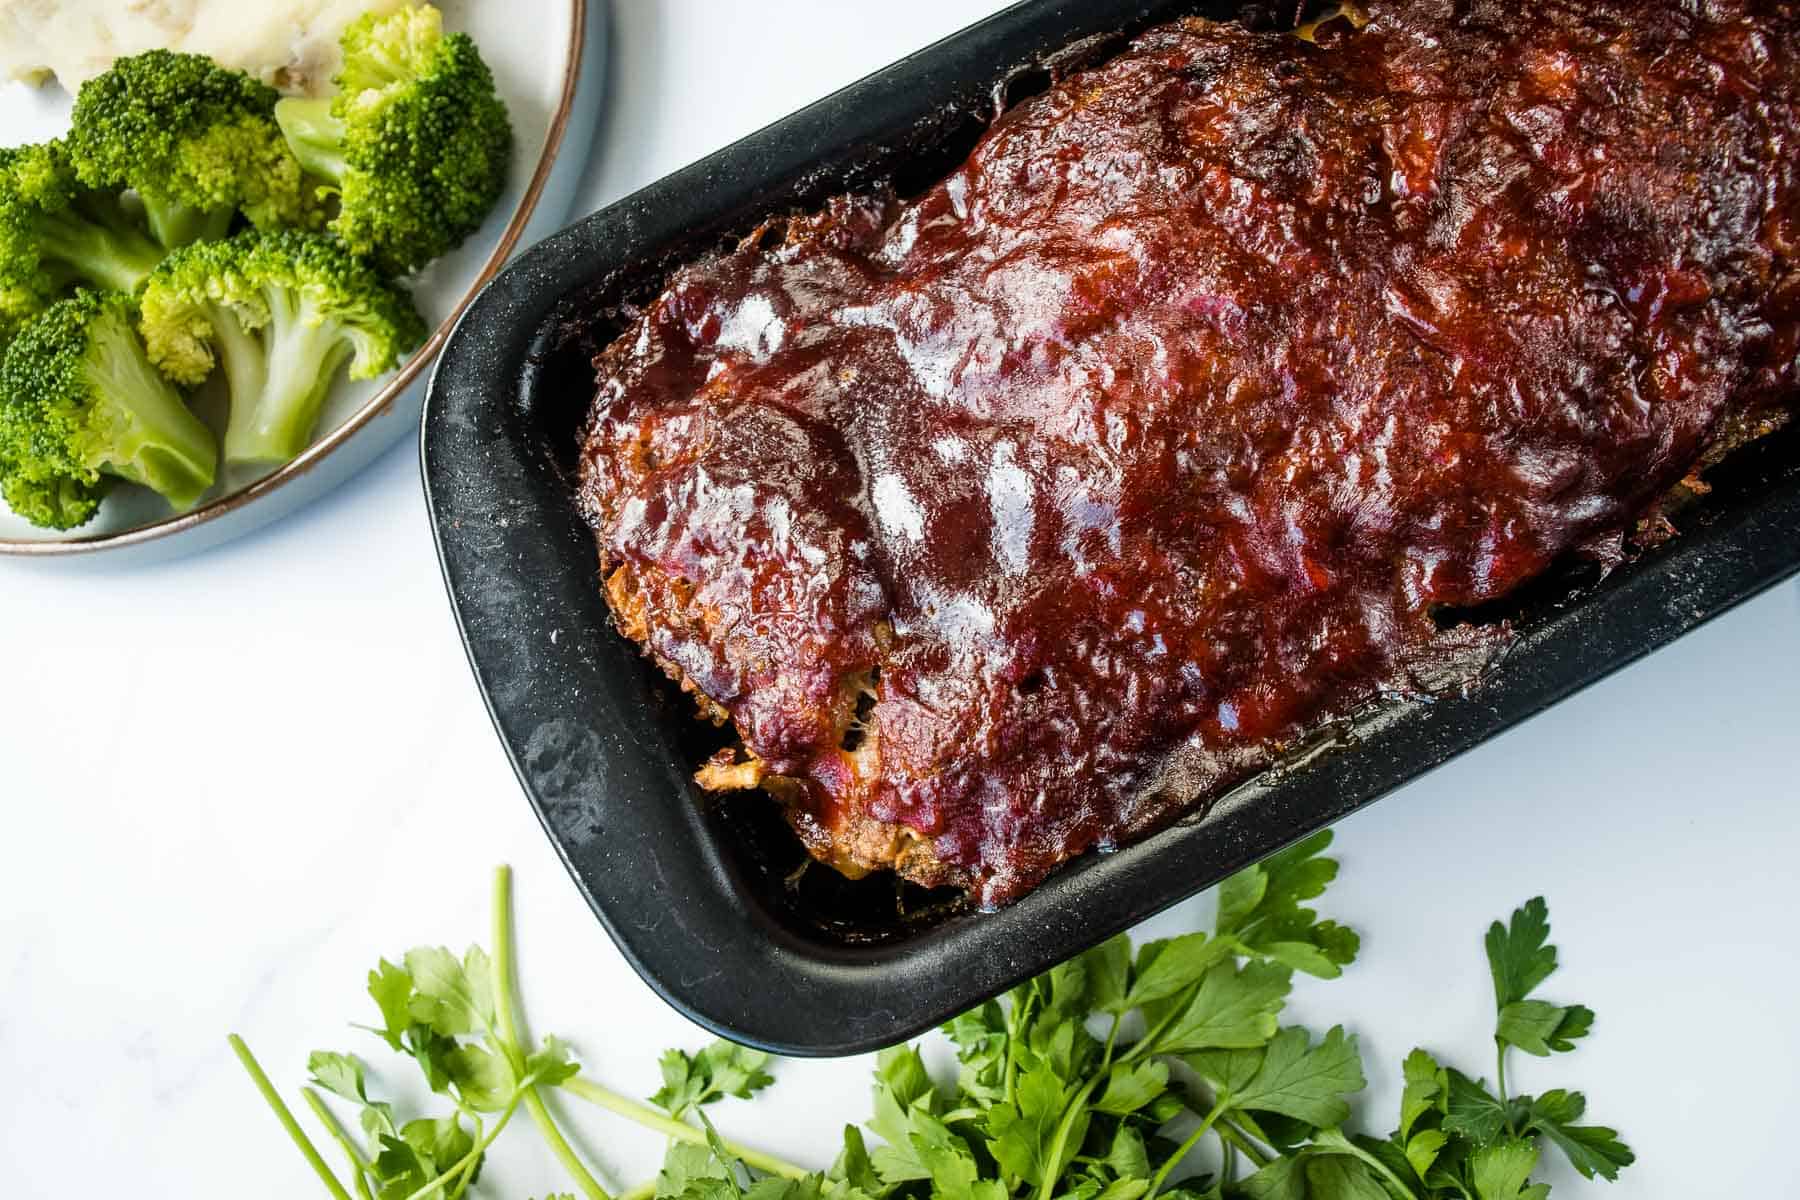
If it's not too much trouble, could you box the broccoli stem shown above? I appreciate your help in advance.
[84,312,218,509]
[208,302,271,421]
[35,204,164,294]
[139,193,234,250]
[274,98,349,184]
[223,289,353,465]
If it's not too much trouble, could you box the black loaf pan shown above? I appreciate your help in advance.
[423,0,1800,1055]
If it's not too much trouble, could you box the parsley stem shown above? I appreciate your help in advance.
[1035,1073,1105,1200]
[1118,982,1197,1063]
[1003,991,1036,1107]
[403,1087,528,1200]
[227,1034,357,1200]
[1337,1139,1421,1199]
[301,1087,375,1200]
[558,1077,811,1180]
[529,1088,610,1200]
[1146,1095,1230,1198]
[444,1112,483,1200]
[1100,1012,1122,1070]
[491,865,614,1200]
[1216,1120,1271,1169]
[619,1183,657,1200]
[1495,1040,1512,1130]
[490,865,530,1067]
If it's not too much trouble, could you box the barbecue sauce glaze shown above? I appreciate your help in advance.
[579,0,1799,905]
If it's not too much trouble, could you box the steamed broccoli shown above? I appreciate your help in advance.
[274,4,512,275]
[67,50,319,249]
[0,291,218,529]
[0,142,164,344]
[140,230,426,465]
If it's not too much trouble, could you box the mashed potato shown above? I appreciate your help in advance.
[0,0,408,94]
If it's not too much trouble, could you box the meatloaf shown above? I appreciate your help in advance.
[576,0,1800,907]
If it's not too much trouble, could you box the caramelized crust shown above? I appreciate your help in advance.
[577,0,1800,906]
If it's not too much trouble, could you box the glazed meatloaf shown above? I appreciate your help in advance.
[576,0,1800,907]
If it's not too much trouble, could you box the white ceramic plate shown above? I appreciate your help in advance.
[0,0,605,561]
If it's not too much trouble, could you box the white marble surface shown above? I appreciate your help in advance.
[1,3,1797,1197]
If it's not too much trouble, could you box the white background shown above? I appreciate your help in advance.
[2,3,1797,1197]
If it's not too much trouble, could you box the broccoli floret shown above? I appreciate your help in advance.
[67,50,320,250]
[140,229,426,465]
[275,4,512,275]
[0,291,218,529]
[0,142,164,344]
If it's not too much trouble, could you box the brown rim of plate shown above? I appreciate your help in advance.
[0,0,590,557]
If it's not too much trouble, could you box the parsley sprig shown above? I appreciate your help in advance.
[1354,898,1635,1199]
[229,866,805,1200]
[232,838,1632,1200]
